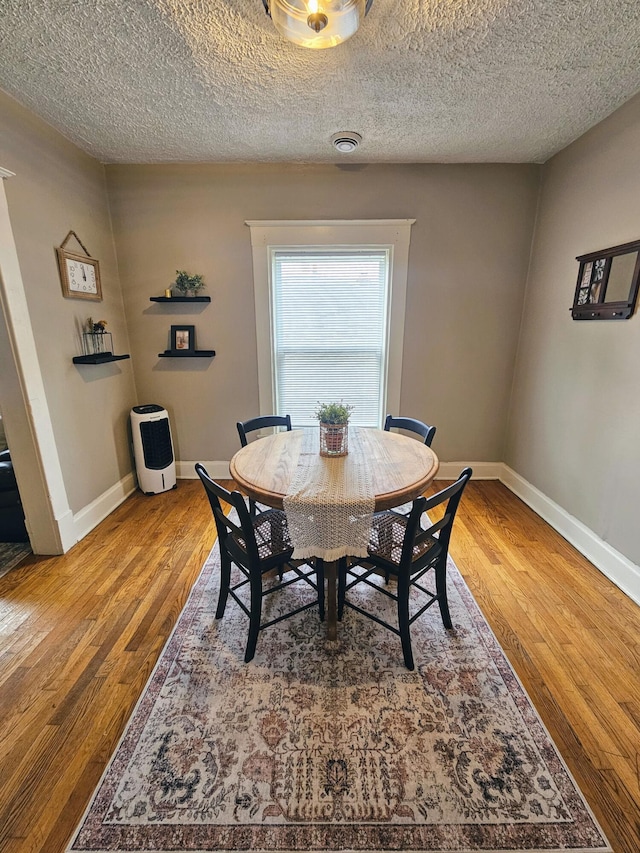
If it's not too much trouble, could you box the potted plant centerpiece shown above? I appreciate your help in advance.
[172,270,206,297]
[314,401,354,457]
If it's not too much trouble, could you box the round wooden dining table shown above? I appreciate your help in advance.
[230,427,439,639]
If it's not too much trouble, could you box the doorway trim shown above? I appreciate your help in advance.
[0,168,74,553]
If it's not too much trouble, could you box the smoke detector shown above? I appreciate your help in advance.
[331,131,362,153]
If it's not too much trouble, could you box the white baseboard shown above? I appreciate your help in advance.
[436,461,640,605]
[175,456,640,606]
[56,509,78,554]
[501,464,640,607]
[436,461,503,480]
[64,462,229,552]
[71,472,137,547]
[177,460,230,480]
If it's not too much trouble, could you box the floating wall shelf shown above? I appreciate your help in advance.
[73,353,131,365]
[158,350,216,358]
[150,296,211,303]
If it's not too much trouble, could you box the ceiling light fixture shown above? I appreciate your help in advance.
[262,0,373,49]
[331,131,362,153]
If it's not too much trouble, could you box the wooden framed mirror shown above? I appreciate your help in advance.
[572,239,640,320]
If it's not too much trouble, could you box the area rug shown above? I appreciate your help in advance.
[0,541,31,578]
[67,544,611,852]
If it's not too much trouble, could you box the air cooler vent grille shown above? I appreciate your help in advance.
[139,419,174,470]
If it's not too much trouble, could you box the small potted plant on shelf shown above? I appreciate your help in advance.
[85,317,111,354]
[314,401,354,457]
[172,270,206,297]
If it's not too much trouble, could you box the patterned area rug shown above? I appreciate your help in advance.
[0,541,31,578]
[68,544,611,852]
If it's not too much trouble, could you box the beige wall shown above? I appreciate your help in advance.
[0,90,137,514]
[106,162,539,465]
[3,79,638,575]
[4,77,638,577]
[506,91,640,565]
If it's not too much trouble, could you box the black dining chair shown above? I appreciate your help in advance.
[338,467,472,670]
[236,415,293,515]
[236,414,292,447]
[196,463,324,663]
[383,415,437,521]
[383,414,436,447]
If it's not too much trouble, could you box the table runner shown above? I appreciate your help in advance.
[283,427,375,561]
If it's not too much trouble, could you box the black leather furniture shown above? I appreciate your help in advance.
[0,449,28,542]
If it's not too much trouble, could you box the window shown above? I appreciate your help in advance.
[247,220,414,428]
[272,249,389,427]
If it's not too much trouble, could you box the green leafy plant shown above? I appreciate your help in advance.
[173,270,206,295]
[313,401,354,424]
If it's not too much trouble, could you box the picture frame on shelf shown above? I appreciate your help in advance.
[171,325,195,352]
[56,231,102,301]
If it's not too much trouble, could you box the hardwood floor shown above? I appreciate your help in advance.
[0,478,638,852]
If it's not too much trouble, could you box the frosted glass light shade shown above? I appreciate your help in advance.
[266,0,369,49]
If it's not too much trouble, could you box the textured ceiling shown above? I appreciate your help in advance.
[1,0,640,164]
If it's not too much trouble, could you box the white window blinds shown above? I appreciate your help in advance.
[271,249,390,427]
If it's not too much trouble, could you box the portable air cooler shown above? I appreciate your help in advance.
[130,405,177,495]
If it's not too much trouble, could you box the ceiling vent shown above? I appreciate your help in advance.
[331,131,362,153]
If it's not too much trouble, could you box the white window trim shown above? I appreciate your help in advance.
[246,219,415,423]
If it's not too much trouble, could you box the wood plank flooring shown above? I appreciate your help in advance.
[0,478,638,852]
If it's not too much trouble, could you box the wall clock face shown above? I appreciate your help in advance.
[56,246,103,301]
[66,258,98,294]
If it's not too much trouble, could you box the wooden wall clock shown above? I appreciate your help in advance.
[56,230,102,301]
